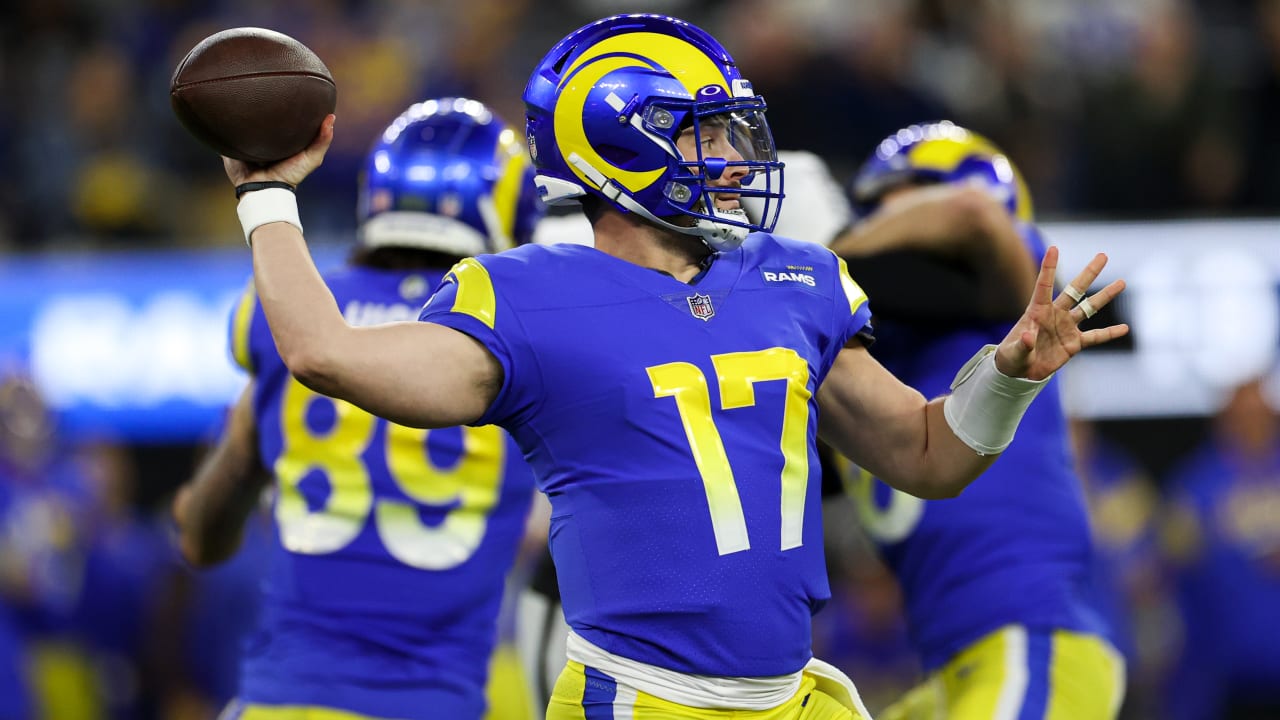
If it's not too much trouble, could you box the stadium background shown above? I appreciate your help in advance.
[0,0,1277,718]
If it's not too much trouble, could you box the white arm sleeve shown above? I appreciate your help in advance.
[943,344,1051,455]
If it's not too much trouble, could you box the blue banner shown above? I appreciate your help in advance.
[0,246,343,442]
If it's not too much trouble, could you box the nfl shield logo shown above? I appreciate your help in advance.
[687,293,714,321]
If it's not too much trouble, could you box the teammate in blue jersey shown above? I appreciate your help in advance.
[213,14,1128,718]
[1162,378,1280,720]
[172,97,544,720]
[828,121,1127,719]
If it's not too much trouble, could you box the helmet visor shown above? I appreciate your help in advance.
[678,108,777,173]
[669,105,783,233]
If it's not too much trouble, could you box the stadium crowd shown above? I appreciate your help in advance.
[0,0,1278,251]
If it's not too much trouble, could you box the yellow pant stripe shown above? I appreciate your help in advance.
[882,626,1126,720]
[934,625,1027,719]
[1044,630,1126,720]
[546,660,589,720]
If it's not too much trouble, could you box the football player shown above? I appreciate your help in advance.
[219,14,1128,718]
[514,147,866,711]
[1162,378,1280,720]
[172,98,544,720]
[829,122,1127,719]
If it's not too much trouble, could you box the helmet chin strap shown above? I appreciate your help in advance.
[567,153,749,252]
[693,208,749,252]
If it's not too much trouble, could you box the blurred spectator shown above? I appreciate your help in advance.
[0,369,264,720]
[728,0,950,181]
[0,373,46,720]
[0,370,100,719]
[71,440,185,720]
[1067,0,1244,215]
[1161,378,1280,720]
[714,0,825,152]
[1241,0,1280,210]
[68,42,173,242]
[156,506,270,720]
[1,0,1276,249]
[1071,418,1178,720]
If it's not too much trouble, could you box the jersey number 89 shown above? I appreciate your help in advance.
[273,377,506,570]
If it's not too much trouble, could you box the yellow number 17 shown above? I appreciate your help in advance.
[647,347,811,556]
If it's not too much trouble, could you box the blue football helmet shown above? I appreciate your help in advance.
[358,97,544,256]
[850,121,1034,222]
[523,14,784,252]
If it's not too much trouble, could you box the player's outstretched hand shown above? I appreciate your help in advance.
[994,246,1128,381]
[223,113,335,189]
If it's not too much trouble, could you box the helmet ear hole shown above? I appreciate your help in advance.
[550,47,573,75]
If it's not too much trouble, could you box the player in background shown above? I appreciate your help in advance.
[828,121,1126,719]
[172,97,544,720]
[1161,377,1280,720]
[1068,417,1170,719]
[0,372,97,720]
[220,13,1128,719]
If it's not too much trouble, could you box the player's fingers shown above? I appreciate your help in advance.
[993,330,1033,379]
[1080,323,1130,348]
[1056,282,1086,309]
[266,115,335,186]
[316,114,336,149]
[1008,319,1039,353]
[222,155,252,185]
[1070,278,1126,324]
[299,114,335,162]
[1056,253,1108,310]
[1033,246,1059,307]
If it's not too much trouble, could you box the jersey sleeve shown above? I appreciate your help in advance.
[810,248,874,385]
[417,257,539,429]
[833,253,875,348]
[226,281,259,375]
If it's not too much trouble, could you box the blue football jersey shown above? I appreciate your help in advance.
[1167,441,1280,699]
[840,226,1111,671]
[1080,441,1158,667]
[419,235,873,677]
[229,264,536,719]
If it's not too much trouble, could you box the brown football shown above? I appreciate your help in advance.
[170,27,336,165]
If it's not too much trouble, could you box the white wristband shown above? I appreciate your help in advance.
[236,188,302,245]
[942,344,1051,456]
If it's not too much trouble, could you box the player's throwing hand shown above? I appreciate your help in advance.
[222,113,336,189]
[994,246,1128,381]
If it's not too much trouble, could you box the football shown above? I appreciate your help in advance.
[170,27,336,165]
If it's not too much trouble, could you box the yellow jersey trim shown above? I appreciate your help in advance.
[447,258,497,329]
[834,255,869,317]
[231,284,257,372]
